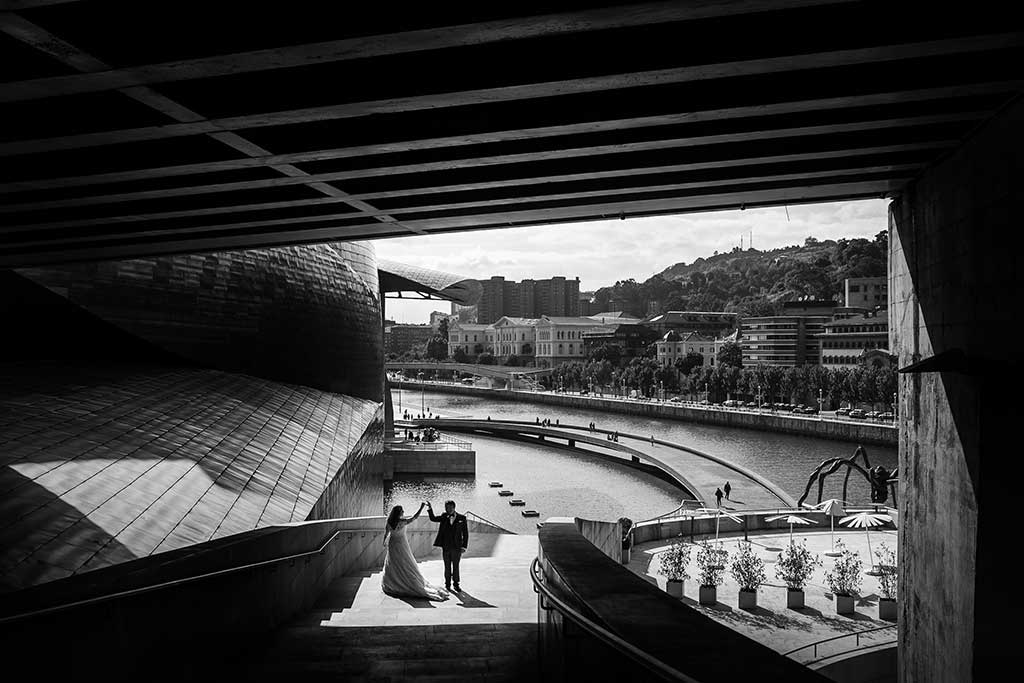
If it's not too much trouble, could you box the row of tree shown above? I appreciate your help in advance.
[541,353,897,409]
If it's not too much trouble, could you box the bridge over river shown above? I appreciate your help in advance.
[409,417,797,511]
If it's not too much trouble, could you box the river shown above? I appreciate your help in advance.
[386,389,898,534]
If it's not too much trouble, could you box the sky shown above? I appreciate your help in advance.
[376,198,889,323]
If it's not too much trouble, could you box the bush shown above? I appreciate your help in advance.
[658,537,691,582]
[695,539,727,588]
[824,539,863,597]
[775,540,822,591]
[875,542,897,600]
[729,540,766,592]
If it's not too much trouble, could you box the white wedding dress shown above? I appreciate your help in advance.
[381,520,449,601]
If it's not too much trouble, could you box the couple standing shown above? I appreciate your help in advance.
[382,500,468,601]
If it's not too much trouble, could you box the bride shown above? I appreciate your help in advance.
[381,502,449,601]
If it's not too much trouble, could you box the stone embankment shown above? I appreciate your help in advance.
[395,381,897,447]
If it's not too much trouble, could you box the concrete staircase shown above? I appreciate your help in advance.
[254,533,539,682]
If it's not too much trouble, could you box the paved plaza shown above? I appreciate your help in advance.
[630,527,899,664]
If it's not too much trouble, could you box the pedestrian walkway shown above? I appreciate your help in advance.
[254,533,538,681]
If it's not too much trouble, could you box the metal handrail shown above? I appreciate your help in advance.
[783,623,897,660]
[530,558,701,683]
[464,509,515,534]
[0,527,356,625]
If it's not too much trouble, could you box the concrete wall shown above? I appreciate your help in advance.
[0,515,505,681]
[400,382,896,446]
[383,445,475,478]
[890,96,1023,680]
[575,517,623,562]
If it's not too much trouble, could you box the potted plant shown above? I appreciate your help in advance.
[775,539,822,609]
[729,540,766,609]
[824,539,863,614]
[658,536,690,598]
[619,516,634,564]
[696,539,728,605]
[875,542,897,621]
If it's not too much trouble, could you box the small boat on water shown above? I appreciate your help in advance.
[488,482,503,487]
[498,490,513,496]
[509,499,526,506]
[521,510,540,517]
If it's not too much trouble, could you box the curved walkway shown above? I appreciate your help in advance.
[415,417,794,510]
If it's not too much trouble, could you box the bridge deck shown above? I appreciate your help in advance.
[414,418,795,511]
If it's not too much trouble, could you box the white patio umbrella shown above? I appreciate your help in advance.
[764,513,816,546]
[839,511,892,574]
[814,499,847,556]
[695,507,743,567]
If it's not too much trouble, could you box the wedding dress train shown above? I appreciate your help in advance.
[381,521,449,601]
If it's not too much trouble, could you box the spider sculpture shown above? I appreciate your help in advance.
[797,445,898,508]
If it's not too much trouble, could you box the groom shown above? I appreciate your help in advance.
[426,500,469,592]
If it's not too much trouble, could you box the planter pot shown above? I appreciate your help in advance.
[738,589,757,609]
[835,594,855,614]
[878,597,897,621]
[699,585,717,606]
[786,589,805,609]
[666,579,684,598]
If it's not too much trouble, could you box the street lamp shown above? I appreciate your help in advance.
[757,384,762,411]
[893,391,897,419]
[417,372,425,415]
[704,382,709,405]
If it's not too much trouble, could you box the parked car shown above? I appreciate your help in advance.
[836,407,851,416]
[803,405,819,414]
[865,410,879,418]
[723,399,738,407]
[879,411,894,420]
[743,401,756,408]
[849,409,867,418]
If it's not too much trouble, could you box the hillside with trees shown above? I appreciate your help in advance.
[591,232,887,317]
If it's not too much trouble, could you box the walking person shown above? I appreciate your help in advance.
[715,487,724,508]
[724,481,732,500]
[426,500,469,593]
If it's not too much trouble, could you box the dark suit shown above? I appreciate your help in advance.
[427,509,469,587]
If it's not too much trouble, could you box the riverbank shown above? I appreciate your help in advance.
[395,381,897,447]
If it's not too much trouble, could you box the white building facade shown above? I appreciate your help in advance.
[534,316,615,367]
[492,316,539,357]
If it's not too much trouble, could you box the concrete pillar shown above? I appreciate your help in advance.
[890,96,1023,681]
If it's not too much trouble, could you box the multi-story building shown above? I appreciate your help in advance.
[386,323,435,354]
[447,322,492,356]
[644,311,738,336]
[741,314,832,366]
[844,276,888,309]
[492,316,540,357]
[582,323,659,360]
[819,309,890,369]
[656,331,725,368]
[534,316,614,367]
[477,276,507,324]
[429,311,453,332]
[475,275,582,323]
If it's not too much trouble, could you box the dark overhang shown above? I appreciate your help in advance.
[377,259,481,306]
[1,1,1022,266]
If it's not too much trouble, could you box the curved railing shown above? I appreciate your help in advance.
[783,623,897,664]
[530,558,701,683]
